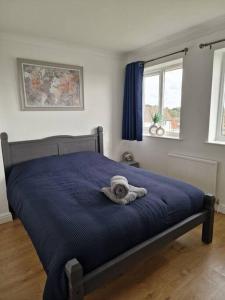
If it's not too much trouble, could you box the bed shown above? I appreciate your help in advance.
[0,126,215,300]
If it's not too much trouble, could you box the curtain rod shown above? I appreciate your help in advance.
[199,38,225,49]
[143,47,188,64]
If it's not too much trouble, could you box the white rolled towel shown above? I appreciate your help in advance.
[129,185,147,198]
[110,175,129,199]
[101,187,137,205]
[101,175,148,205]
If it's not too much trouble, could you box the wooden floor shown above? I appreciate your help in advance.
[0,214,225,300]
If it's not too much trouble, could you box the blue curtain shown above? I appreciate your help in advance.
[122,61,144,141]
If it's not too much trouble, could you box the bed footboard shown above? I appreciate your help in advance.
[65,194,215,300]
[65,259,84,300]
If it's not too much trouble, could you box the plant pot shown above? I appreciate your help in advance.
[149,123,158,135]
[156,126,165,136]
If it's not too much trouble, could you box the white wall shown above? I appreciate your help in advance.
[121,29,225,213]
[0,34,124,221]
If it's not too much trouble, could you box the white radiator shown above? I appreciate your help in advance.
[168,153,218,195]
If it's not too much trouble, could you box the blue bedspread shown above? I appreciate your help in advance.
[7,152,204,300]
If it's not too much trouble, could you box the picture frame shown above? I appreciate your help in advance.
[17,58,84,111]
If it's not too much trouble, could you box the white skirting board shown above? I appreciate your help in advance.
[168,153,218,196]
[0,212,12,224]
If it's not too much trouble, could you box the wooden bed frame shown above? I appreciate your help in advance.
[0,126,215,300]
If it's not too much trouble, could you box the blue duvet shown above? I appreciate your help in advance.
[7,151,204,300]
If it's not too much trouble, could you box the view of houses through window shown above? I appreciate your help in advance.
[143,59,183,138]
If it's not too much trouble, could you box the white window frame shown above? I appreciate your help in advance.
[215,54,225,142]
[143,60,183,138]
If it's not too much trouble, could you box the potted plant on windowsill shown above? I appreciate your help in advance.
[149,112,165,136]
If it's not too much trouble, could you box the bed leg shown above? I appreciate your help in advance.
[65,259,84,300]
[202,194,215,244]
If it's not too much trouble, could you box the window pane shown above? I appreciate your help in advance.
[215,59,225,140]
[143,75,160,134]
[163,68,183,137]
[222,88,225,136]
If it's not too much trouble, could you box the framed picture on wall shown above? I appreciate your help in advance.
[17,58,84,111]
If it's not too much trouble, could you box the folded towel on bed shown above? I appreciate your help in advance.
[101,175,147,205]
[101,187,137,205]
[110,175,129,199]
[129,185,147,198]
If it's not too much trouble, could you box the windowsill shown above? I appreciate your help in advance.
[143,133,183,140]
[205,140,225,146]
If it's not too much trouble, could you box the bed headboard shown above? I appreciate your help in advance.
[0,126,103,177]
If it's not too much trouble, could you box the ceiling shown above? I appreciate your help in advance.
[0,0,225,53]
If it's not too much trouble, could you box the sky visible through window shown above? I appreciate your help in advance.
[144,68,182,108]
[144,75,159,106]
[164,68,182,108]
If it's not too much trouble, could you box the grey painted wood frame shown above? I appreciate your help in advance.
[0,126,103,178]
[0,127,215,300]
[65,194,215,300]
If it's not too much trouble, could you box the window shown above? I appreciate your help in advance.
[216,55,225,141]
[209,49,225,143]
[143,59,183,138]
